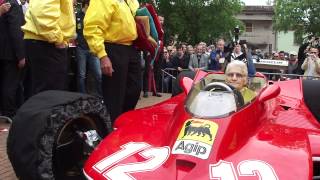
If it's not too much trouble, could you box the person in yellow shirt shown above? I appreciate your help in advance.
[84,0,141,123]
[225,61,256,104]
[22,0,76,95]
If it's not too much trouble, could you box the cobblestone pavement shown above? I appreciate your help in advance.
[0,93,171,180]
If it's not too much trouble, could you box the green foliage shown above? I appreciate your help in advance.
[139,0,244,45]
[274,0,320,43]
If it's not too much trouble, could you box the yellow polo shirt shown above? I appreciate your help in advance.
[241,87,256,104]
[84,0,139,59]
[22,0,76,45]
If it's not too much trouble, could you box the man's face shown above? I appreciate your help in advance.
[177,48,183,56]
[309,48,319,58]
[187,46,194,54]
[226,66,247,90]
[289,54,297,63]
[163,49,169,59]
[234,44,241,53]
[216,40,224,51]
[182,45,187,53]
[279,52,285,60]
[158,16,164,26]
[196,45,202,55]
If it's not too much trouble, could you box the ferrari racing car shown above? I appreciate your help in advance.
[7,71,320,179]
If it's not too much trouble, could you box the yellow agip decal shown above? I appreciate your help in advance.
[177,119,218,145]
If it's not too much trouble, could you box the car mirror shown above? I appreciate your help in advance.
[180,77,193,95]
[259,84,281,102]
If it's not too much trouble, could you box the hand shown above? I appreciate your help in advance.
[100,56,114,77]
[0,3,11,16]
[17,58,25,69]
[55,43,66,49]
[177,67,183,72]
[194,68,199,72]
[243,44,247,49]
[215,54,221,60]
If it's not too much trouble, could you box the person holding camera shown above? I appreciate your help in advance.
[301,47,320,80]
[230,43,256,78]
[208,39,225,71]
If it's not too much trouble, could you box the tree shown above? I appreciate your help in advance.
[139,0,244,45]
[274,0,320,43]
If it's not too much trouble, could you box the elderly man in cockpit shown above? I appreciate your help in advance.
[225,61,256,104]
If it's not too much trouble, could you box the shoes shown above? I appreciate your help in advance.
[143,92,148,98]
[152,93,162,97]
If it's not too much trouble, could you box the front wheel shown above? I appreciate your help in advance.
[7,90,112,180]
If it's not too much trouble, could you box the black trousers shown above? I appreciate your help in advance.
[25,40,68,95]
[103,43,141,123]
[142,57,149,93]
[0,60,21,117]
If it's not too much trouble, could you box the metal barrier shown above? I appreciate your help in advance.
[160,68,179,93]
[259,72,320,80]
[159,68,319,93]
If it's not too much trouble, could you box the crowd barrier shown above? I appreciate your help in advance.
[159,67,319,93]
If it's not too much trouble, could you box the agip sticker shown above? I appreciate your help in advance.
[172,119,218,159]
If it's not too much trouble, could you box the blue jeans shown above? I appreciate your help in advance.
[76,47,102,96]
[246,50,256,77]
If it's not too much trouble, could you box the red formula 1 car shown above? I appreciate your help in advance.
[7,71,320,180]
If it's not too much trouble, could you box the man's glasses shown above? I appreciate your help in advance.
[226,72,244,78]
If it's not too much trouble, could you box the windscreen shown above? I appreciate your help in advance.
[185,88,237,118]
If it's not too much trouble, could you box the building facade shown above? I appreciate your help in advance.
[236,6,276,55]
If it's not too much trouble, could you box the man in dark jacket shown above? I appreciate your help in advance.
[0,0,25,118]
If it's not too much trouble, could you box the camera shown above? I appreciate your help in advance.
[234,26,240,34]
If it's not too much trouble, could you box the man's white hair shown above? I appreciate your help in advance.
[225,61,248,77]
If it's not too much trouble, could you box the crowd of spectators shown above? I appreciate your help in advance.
[152,39,320,94]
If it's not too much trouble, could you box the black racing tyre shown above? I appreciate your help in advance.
[7,90,112,180]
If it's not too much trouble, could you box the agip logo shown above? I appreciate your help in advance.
[172,119,218,159]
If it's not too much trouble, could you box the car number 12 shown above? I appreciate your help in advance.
[93,142,170,180]
[92,142,278,180]
[209,160,279,180]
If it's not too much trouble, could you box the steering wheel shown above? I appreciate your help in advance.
[204,82,234,92]
[203,82,245,108]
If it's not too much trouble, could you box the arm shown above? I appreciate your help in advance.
[28,0,67,45]
[6,2,25,64]
[188,55,194,71]
[301,58,308,70]
[84,0,116,59]
[315,59,320,74]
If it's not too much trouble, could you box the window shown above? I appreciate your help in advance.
[245,23,253,32]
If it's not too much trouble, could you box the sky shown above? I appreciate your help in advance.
[242,0,268,5]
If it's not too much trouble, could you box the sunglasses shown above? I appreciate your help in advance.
[226,72,244,78]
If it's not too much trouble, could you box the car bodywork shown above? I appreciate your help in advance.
[83,71,320,180]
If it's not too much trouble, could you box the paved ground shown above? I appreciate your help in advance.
[0,92,171,180]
